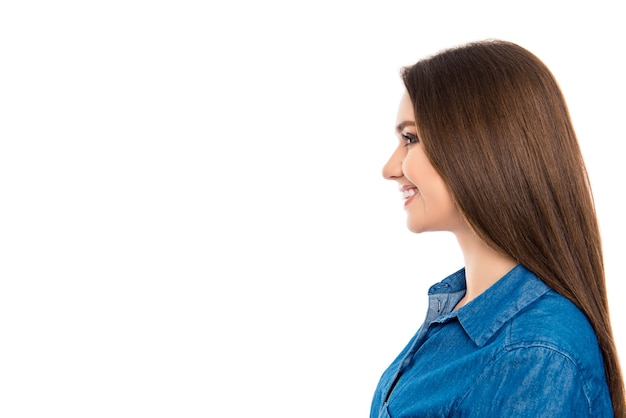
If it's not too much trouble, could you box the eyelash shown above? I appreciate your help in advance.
[402,132,419,146]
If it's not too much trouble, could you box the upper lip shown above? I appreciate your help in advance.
[399,184,418,192]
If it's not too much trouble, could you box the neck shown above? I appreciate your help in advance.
[453,227,517,309]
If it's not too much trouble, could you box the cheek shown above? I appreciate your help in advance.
[401,152,419,181]
[402,151,433,184]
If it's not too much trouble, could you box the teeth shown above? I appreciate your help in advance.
[403,188,418,199]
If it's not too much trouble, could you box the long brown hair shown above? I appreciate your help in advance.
[401,39,624,415]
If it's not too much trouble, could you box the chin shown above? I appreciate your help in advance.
[406,220,427,234]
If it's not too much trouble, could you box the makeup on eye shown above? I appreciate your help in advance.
[401,132,419,146]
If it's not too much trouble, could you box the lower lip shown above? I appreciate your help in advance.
[404,193,418,207]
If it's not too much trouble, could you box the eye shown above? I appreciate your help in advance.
[402,132,419,146]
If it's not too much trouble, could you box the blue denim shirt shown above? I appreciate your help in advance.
[370,265,613,417]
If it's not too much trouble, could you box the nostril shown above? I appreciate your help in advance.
[383,159,402,180]
[383,169,402,181]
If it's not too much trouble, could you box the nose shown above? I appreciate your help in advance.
[382,147,403,180]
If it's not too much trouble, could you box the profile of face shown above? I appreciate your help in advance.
[383,91,467,234]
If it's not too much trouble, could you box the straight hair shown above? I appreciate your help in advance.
[401,39,625,416]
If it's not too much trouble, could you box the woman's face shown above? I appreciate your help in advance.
[383,91,467,234]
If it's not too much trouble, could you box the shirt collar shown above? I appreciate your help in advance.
[429,264,552,347]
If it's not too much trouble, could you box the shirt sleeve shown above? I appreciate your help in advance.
[455,346,603,417]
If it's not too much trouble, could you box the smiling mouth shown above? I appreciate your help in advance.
[402,188,418,199]
[401,186,420,206]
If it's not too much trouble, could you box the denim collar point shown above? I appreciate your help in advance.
[442,264,551,347]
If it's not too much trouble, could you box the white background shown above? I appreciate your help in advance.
[1,1,624,417]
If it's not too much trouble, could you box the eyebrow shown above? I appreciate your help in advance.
[395,121,416,134]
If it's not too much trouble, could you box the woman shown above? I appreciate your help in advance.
[371,40,624,417]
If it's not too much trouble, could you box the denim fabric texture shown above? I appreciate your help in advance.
[370,264,613,417]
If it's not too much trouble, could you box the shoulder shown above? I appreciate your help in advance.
[497,290,612,415]
[458,341,612,417]
[506,289,602,365]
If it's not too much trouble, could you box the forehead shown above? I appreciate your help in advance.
[396,91,415,125]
